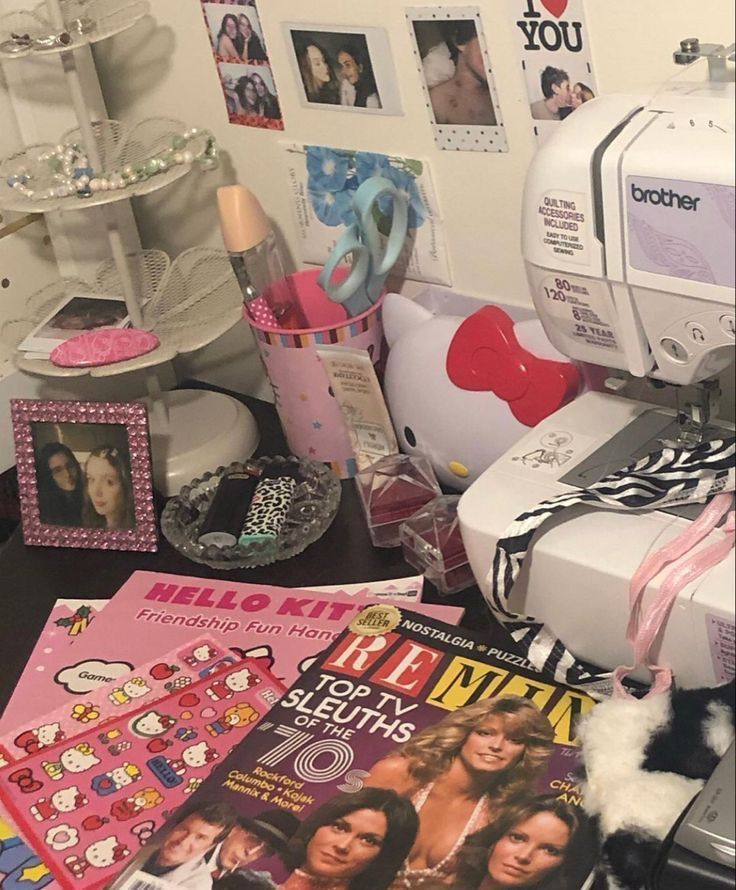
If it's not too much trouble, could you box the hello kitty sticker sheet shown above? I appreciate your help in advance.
[0,637,236,767]
[0,637,248,890]
[0,657,283,890]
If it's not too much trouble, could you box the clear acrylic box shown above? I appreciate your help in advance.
[355,453,442,548]
[400,495,475,595]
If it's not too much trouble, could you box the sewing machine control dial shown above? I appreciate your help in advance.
[665,113,731,134]
[656,310,735,378]
[660,337,690,363]
[686,322,708,344]
[721,315,735,338]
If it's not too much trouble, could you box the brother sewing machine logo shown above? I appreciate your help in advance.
[630,182,702,212]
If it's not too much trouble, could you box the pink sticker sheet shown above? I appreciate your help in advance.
[0,657,284,890]
[0,637,237,767]
[0,637,253,890]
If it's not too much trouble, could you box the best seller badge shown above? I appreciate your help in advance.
[350,604,402,636]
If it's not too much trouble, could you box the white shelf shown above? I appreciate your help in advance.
[0,0,150,59]
[2,248,243,379]
[0,118,205,214]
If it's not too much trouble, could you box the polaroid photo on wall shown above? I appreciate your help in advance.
[204,1,269,64]
[407,6,508,152]
[283,23,402,115]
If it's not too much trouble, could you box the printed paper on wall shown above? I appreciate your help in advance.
[510,0,598,143]
[283,143,452,286]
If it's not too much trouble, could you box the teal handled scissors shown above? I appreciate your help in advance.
[318,176,410,318]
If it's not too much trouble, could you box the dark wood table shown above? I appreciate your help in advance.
[0,387,494,716]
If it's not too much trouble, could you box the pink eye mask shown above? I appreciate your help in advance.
[50,329,160,368]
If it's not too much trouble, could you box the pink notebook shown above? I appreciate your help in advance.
[2,572,462,730]
[2,576,424,737]
[0,654,284,890]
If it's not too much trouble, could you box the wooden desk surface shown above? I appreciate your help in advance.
[0,389,493,716]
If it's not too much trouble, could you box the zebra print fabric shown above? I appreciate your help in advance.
[486,437,736,698]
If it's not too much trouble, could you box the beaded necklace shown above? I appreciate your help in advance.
[6,127,218,201]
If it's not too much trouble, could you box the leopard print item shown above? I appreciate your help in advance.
[240,477,297,540]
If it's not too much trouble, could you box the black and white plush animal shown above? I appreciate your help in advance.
[580,679,735,889]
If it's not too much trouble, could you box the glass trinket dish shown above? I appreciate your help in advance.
[161,455,341,569]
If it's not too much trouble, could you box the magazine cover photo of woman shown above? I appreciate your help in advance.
[449,796,592,890]
[278,789,419,890]
[365,696,555,888]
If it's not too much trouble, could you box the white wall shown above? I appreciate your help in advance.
[93,1,735,395]
[0,1,717,406]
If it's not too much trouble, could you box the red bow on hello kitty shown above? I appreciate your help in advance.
[446,306,581,427]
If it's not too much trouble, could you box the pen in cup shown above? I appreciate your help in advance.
[217,184,306,330]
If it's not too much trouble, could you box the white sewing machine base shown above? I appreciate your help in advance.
[458,391,735,689]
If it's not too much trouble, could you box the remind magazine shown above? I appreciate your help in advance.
[108,605,600,890]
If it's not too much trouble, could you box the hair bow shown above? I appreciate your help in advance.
[446,305,581,427]
[8,767,43,794]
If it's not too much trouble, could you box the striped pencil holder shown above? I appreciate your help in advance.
[249,268,386,479]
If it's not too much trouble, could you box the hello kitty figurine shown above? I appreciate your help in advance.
[382,290,583,490]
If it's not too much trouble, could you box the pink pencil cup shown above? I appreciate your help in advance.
[248,268,386,479]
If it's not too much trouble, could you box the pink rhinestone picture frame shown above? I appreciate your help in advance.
[11,399,158,552]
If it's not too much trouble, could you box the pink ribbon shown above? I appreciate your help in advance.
[614,493,735,699]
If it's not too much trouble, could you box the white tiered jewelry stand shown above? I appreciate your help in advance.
[0,0,259,496]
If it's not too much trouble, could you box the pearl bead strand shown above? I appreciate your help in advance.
[6,127,219,202]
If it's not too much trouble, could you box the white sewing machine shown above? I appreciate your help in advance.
[459,42,736,689]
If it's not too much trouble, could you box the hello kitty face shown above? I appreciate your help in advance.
[225,668,256,693]
[182,742,217,768]
[131,711,175,738]
[382,293,582,491]
[60,744,100,774]
[122,679,151,700]
[52,786,87,813]
[37,722,64,746]
[85,836,129,868]
[109,764,141,788]
[192,645,216,662]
